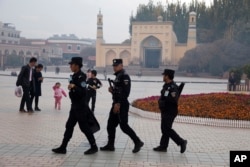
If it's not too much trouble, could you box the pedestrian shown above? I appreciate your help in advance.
[100,59,144,153]
[55,66,60,74]
[30,64,44,111]
[52,82,67,110]
[16,57,37,113]
[228,72,236,91]
[52,57,98,155]
[86,70,102,113]
[154,69,187,153]
[87,68,92,81]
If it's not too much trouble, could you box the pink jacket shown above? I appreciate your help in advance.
[53,85,67,98]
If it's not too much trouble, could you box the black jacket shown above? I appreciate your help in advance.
[69,70,87,108]
[112,69,131,103]
[16,64,33,87]
[158,81,179,114]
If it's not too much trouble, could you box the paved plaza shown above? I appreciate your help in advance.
[0,72,250,167]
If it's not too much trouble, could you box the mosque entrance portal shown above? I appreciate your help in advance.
[144,49,161,68]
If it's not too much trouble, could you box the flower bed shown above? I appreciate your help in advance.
[131,93,250,121]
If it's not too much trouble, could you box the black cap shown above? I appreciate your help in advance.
[91,70,97,76]
[69,57,83,66]
[162,69,175,76]
[112,59,123,66]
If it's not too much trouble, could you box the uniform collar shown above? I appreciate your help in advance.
[114,69,125,76]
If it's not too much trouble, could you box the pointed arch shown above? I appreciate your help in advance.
[105,50,116,66]
[119,50,131,66]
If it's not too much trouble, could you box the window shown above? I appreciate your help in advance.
[67,45,72,50]
[77,45,81,51]
[1,32,4,36]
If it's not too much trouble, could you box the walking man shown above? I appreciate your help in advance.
[100,59,144,153]
[154,69,187,153]
[52,57,98,155]
[16,57,37,113]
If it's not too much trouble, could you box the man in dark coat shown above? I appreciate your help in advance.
[30,64,43,111]
[52,57,98,155]
[100,59,144,153]
[154,69,187,153]
[16,57,37,112]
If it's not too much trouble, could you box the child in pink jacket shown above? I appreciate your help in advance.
[53,82,67,110]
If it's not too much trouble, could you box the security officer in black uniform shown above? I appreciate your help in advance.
[52,57,98,155]
[100,59,144,153]
[154,69,187,153]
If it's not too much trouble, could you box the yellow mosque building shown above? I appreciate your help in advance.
[95,11,197,69]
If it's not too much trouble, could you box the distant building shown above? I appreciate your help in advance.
[0,21,63,69]
[47,34,95,63]
[0,21,21,45]
[95,11,197,69]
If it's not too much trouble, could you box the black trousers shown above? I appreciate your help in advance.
[106,101,140,145]
[20,85,32,110]
[86,91,96,112]
[30,95,39,108]
[160,111,184,148]
[63,106,96,146]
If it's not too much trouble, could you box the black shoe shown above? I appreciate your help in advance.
[153,146,167,152]
[28,109,34,113]
[100,144,115,151]
[52,147,67,154]
[19,109,27,112]
[132,141,144,153]
[180,140,187,153]
[35,107,41,111]
[84,147,98,155]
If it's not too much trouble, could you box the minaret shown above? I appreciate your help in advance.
[96,10,104,67]
[187,11,197,49]
[96,10,103,41]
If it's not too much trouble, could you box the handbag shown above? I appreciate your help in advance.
[15,86,22,97]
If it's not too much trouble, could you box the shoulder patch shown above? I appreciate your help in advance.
[81,81,87,87]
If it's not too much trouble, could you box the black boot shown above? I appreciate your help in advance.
[84,144,98,155]
[132,141,144,153]
[153,146,167,152]
[52,139,68,154]
[100,141,115,151]
[52,147,66,154]
[180,140,187,153]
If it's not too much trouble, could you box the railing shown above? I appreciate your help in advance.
[228,83,250,91]
[130,105,250,128]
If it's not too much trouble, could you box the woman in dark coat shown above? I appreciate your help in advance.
[31,64,44,111]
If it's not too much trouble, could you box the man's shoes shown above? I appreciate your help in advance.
[52,147,67,154]
[132,141,144,153]
[35,107,41,111]
[100,144,115,151]
[28,109,34,113]
[153,146,167,152]
[84,146,98,155]
[180,140,187,153]
[19,109,27,112]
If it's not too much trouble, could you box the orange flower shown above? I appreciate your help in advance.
[131,93,250,120]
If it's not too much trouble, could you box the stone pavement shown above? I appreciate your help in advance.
[0,74,250,167]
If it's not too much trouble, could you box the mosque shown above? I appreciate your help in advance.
[95,11,197,69]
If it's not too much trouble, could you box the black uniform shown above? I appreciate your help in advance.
[61,71,96,149]
[106,69,141,147]
[158,81,185,148]
[86,78,102,112]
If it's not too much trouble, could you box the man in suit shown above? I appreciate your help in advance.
[16,57,37,113]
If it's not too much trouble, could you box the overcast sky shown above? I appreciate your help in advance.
[0,0,212,43]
